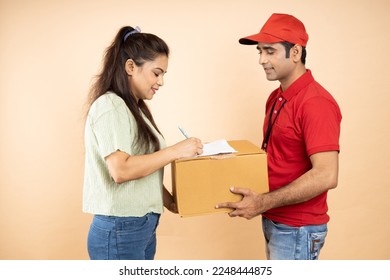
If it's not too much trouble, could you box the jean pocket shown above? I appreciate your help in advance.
[308,231,327,260]
[116,214,159,259]
[120,215,149,231]
[87,223,110,260]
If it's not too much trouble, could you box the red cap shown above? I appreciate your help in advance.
[239,13,309,47]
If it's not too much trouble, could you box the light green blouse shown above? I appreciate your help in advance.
[83,93,166,217]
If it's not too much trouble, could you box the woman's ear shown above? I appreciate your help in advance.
[125,59,135,75]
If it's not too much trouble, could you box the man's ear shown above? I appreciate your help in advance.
[291,44,302,63]
[125,59,135,75]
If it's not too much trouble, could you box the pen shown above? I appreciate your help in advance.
[178,126,190,139]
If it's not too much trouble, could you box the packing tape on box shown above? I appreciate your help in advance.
[209,154,237,160]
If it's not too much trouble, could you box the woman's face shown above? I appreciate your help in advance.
[127,55,168,101]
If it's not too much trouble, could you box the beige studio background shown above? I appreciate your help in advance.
[1,0,389,260]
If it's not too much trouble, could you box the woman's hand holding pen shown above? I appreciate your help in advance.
[172,137,203,159]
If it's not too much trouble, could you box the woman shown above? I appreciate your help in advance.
[83,26,203,260]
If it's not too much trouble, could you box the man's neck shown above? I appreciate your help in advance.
[280,65,307,91]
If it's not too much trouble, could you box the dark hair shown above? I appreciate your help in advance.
[280,42,306,64]
[87,26,170,153]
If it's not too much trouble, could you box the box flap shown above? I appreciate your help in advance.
[228,140,263,156]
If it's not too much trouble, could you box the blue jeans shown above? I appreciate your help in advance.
[262,217,327,260]
[87,213,160,260]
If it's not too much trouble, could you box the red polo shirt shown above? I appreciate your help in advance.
[262,70,342,227]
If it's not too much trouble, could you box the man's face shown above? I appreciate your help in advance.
[256,42,295,84]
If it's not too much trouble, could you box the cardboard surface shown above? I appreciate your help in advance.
[171,140,269,217]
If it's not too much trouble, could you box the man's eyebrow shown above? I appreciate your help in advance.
[256,45,276,51]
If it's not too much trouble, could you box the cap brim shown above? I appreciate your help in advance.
[239,33,284,45]
[238,37,258,45]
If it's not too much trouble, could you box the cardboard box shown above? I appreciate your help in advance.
[171,140,269,217]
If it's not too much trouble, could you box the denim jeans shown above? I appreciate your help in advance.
[87,213,160,260]
[262,217,327,260]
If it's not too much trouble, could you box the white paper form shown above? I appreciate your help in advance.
[198,139,237,157]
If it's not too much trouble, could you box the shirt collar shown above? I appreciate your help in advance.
[279,69,314,101]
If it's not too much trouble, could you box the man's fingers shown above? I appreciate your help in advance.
[216,187,251,209]
[228,210,240,218]
[229,186,251,196]
[215,202,236,209]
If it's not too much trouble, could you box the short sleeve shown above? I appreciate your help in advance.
[89,95,134,158]
[301,96,342,156]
